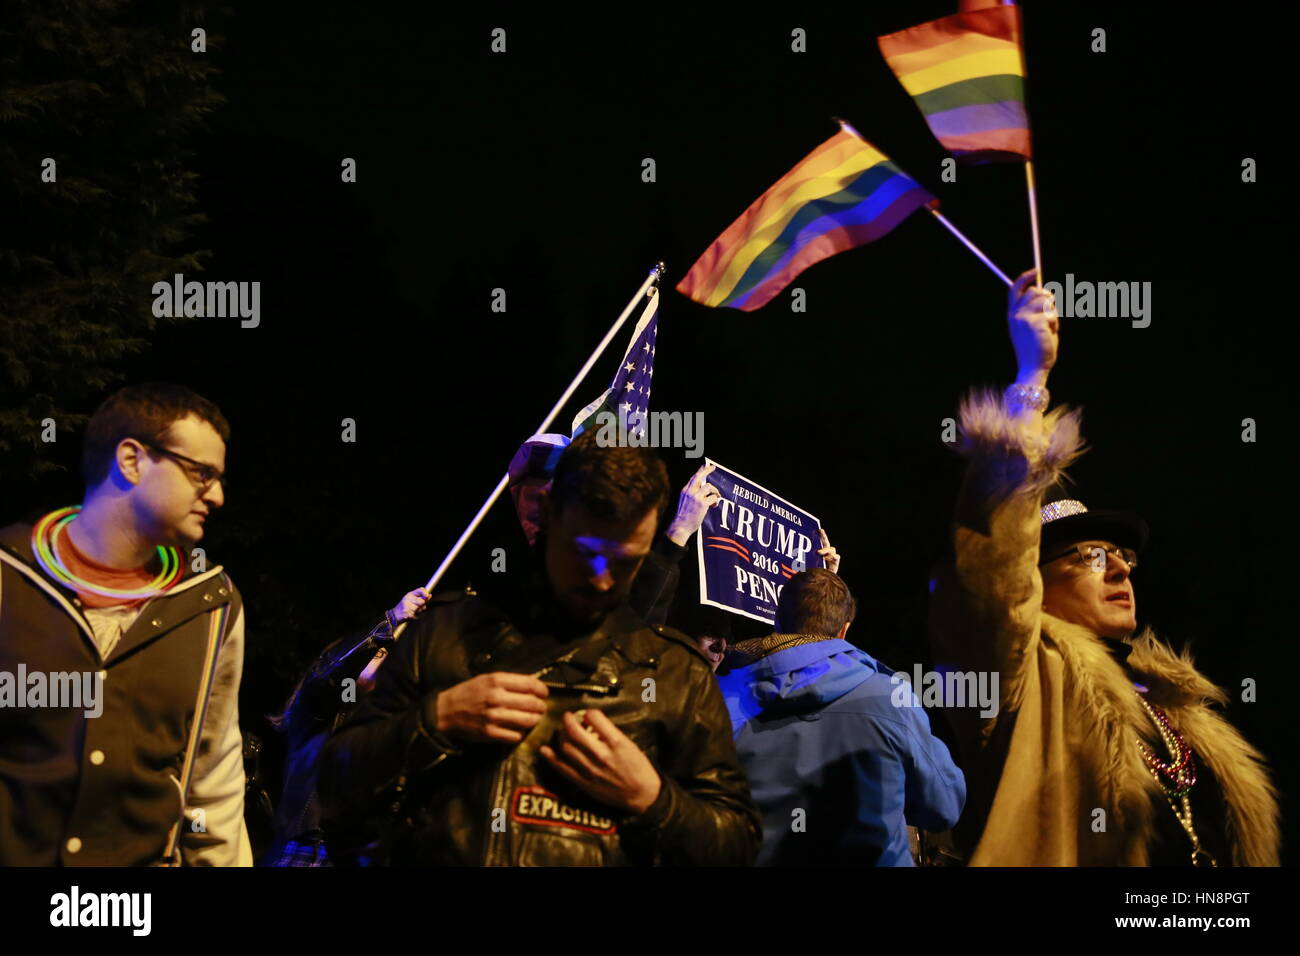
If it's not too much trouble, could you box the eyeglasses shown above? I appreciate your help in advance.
[135,438,228,492]
[1044,543,1137,572]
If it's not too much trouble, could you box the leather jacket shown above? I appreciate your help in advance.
[319,574,761,866]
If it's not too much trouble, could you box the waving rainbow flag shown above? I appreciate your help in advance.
[878,3,1030,163]
[676,129,937,312]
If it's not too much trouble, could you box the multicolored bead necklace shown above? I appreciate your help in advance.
[1135,692,1216,867]
[31,506,183,601]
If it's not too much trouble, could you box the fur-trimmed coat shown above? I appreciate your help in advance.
[927,390,1279,866]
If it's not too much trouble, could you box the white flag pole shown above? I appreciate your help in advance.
[1011,0,1044,286]
[418,262,666,595]
[926,208,1013,286]
[834,118,1012,287]
[1025,162,1043,287]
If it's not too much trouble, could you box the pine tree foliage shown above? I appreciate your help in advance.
[0,1,229,479]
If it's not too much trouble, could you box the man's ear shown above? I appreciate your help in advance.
[837,621,851,641]
[702,636,726,666]
[116,438,147,486]
[537,485,554,533]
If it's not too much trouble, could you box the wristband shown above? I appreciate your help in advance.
[1005,382,1049,413]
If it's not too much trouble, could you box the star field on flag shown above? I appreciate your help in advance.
[571,288,658,437]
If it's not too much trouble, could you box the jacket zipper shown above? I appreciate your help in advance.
[485,760,510,865]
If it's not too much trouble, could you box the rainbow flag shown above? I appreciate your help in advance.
[676,129,937,312]
[878,3,1030,163]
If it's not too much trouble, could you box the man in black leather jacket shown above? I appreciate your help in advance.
[319,431,761,865]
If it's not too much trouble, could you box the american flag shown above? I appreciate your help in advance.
[571,288,658,438]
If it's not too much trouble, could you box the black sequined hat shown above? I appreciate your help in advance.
[1039,485,1149,564]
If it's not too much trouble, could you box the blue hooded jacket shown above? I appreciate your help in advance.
[716,638,965,866]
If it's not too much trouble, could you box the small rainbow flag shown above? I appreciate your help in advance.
[878,3,1030,163]
[676,129,937,312]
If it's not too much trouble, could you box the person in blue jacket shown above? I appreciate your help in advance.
[716,568,965,866]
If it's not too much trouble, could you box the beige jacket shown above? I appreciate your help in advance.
[928,390,1279,866]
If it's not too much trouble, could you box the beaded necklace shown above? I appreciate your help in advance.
[1135,692,1217,867]
[31,506,183,601]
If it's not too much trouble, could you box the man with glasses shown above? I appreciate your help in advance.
[1039,504,1143,642]
[0,383,251,865]
[927,270,1279,866]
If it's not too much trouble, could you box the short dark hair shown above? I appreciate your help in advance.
[776,568,856,637]
[82,383,230,487]
[550,428,670,524]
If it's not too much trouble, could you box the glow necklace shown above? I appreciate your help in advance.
[31,506,183,600]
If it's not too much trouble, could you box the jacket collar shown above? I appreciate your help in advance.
[0,540,97,649]
[472,533,665,670]
[0,522,229,663]
[1042,613,1220,709]
[1099,635,1134,667]
[724,633,848,669]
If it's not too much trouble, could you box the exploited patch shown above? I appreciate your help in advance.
[510,786,617,836]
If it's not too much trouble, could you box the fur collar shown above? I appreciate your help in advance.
[1043,616,1279,866]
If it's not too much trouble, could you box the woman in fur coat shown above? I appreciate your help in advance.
[927,270,1279,866]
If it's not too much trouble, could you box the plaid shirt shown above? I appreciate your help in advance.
[266,837,332,867]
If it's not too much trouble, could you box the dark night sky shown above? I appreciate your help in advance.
[14,2,1295,858]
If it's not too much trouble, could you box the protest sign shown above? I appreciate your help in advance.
[695,459,824,624]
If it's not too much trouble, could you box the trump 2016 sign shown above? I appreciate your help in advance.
[695,459,824,624]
